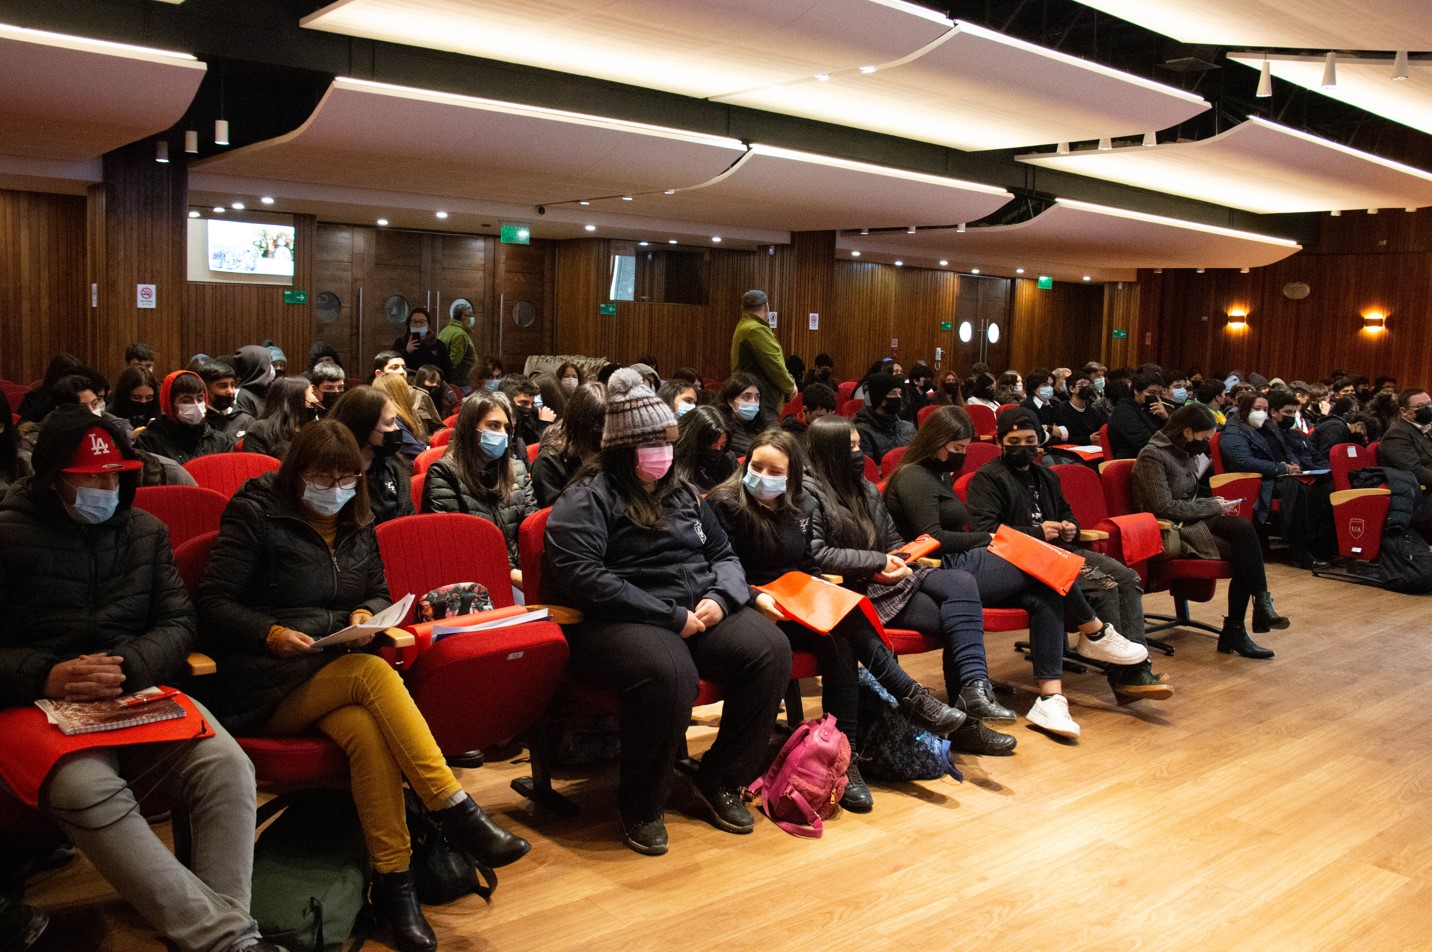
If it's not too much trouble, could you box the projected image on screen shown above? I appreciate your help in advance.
[207,219,296,276]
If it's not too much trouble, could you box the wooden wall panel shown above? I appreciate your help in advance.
[1008,277,1103,374]
[0,189,86,385]
[1101,281,1141,370]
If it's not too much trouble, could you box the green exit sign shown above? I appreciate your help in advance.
[1112,329,1128,339]
[1037,275,1054,290]
[939,321,952,331]
[500,223,531,245]
[598,303,617,316]
[283,290,308,305]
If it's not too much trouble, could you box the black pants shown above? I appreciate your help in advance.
[566,606,791,820]
[1207,515,1267,621]
[781,613,916,751]
[888,568,992,694]
[946,549,1087,681]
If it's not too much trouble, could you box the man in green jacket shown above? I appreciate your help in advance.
[729,289,796,422]
[438,301,476,387]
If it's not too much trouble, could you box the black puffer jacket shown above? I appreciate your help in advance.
[368,452,415,525]
[0,478,194,707]
[135,416,236,465]
[852,406,915,465]
[805,476,904,581]
[421,455,536,568]
[195,472,390,733]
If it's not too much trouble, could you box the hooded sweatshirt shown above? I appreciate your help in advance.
[232,345,274,418]
[134,370,235,465]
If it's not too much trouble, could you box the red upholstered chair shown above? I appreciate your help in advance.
[1208,472,1262,523]
[428,427,452,447]
[410,471,425,511]
[953,471,976,502]
[412,445,444,475]
[957,439,999,478]
[997,403,1020,415]
[443,413,458,428]
[965,403,997,441]
[917,404,941,427]
[837,381,859,402]
[526,442,540,465]
[837,398,863,418]
[862,454,879,484]
[1330,441,1378,492]
[1096,423,1111,457]
[879,445,909,480]
[780,392,803,419]
[133,486,229,550]
[182,453,280,498]
[0,381,28,411]
[1209,431,1227,475]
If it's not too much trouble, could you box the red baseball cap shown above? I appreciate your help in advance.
[62,427,143,474]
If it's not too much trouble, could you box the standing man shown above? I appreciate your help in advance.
[439,302,476,388]
[730,289,795,423]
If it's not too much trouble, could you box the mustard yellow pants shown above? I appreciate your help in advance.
[265,653,464,873]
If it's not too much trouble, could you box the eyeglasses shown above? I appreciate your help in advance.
[306,474,359,491]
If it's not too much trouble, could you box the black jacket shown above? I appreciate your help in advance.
[722,409,766,459]
[965,457,1077,544]
[135,416,236,466]
[884,458,993,557]
[1266,422,1327,471]
[1107,398,1162,459]
[805,476,905,581]
[679,448,738,493]
[1378,418,1432,489]
[195,472,390,733]
[240,416,298,461]
[420,455,536,568]
[708,492,819,587]
[542,471,750,631]
[852,406,915,465]
[530,448,580,509]
[368,452,415,525]
[1310,414,1357,455]
[1051,397,1108,447]
[0,478,194,708]
[391,334,453,382]
[207,406,255,442]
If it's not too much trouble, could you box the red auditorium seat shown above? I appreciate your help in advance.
[133,485,229,550]
[182,453,280,498]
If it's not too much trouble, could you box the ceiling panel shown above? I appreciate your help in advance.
[1070,0,1432,51]
[1230,52,1432,137]
[1017,117,1432,214]
[303,0,1208,150]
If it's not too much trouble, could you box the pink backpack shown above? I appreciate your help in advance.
[746,714,850,838]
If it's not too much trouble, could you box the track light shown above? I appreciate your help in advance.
[214,118,230,146]
[1056,142,1069,154]
[859,227,869,236]
[1097,137,1112,151]
[155,140,169,163]
[1141,131,1156,147]
[1394,50,1409,81]
[907,225,916,234]
[1240,267,1250,274]
[1330,209,1341,216]
[1368,207,1379,215]
[184,129,198,154]
[1256,57,1272,98]
[1321,52,1337,88]
[956,223,966,233]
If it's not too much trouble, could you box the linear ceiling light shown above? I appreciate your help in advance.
[0,22,197,61]
[1054,198,1301,248]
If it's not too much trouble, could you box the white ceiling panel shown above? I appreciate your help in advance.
[303,0,1207,150]
[1017,117,1432,214]
[1230,52,1432,137]
[1070,0,1432,51]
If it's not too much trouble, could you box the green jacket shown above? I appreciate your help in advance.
[730,311,796,414]
[438,320,475,383]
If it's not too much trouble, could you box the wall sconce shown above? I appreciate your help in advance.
[1362,310,1387,333]
[1226,307,1249,331]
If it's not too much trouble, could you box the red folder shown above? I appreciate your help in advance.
[1099,513,1164,565]
[987,525,1085,596]
[890,534,940,563]
[754,572,889,646]
[1050,444,1105,462]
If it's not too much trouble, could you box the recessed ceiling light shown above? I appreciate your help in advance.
[907,226,917,234]
[638,241,649,246]
[894,260,903,266]
[1082,275,1091,281]
[260,196,274,205]
[584,224,597,232]
[231,202,245,210]
[579,200,590,206]
[711,236,722,243]
[435,211,448,219]
[859,65,877,74]
[939,259,949,266]
[621,195,633,201]
[188,210,200,218]
[212,206,225,213]
[815,73,830,82]
[667,239,677,244]
[851,251,861,257]
[377,218,389,226]
[1015,267,1025,274]
[971,268,980,274]
[664,189,676,195]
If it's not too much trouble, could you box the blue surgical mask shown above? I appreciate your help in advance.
[676,401,695,417]
[532,395,543,409]
[303,481,355,516]
[66,484,119,525]
[736,402,760,422]
[484,379,501,392]
[410,324,429,337]
[1171,387,1188,404]
[742,468,787,501]
[1093,377,1105,393]
[1036,386,1054,401]
[479,429,509,460]
[1224,375,1239,393]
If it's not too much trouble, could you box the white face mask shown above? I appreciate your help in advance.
[1247,409,1268,429]
[176,401,207,425]
[561,377,578,390]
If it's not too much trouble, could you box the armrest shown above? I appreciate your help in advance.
[1330,488,1391,505]
[187,651,216,676]
[1210,471,1262,489]
[530,604,585,625]
[915,557,940,568]
[820,574,844,585]
[377,628,416,648]
[1077,529,1110,542]
[1156,519,1175,530]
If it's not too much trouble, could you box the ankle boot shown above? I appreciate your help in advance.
[373,870,436,952]
[1251,592,1290,633]
[434,796,531,869]
[839,761,873,814]
[1217,617,1274,659]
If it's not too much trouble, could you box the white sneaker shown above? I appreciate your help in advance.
[1027,694,1080,738]
[1076,623,1149,665]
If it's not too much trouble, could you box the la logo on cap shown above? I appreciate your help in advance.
[63,427,142,474]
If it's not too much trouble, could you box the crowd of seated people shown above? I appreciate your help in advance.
[3,333,1429,950]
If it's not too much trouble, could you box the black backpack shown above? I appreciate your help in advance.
[1378,529,1432,594]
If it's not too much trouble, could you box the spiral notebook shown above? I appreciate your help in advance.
[36,688,187,736]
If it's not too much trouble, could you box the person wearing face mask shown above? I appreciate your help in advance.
[992,371,1024,407]
[964,372,1000,410]
[1019,367,1069,446]
[1133,405,1288,657]
[195,359,254,441]
[1311,396,1370,454]
[718,372,767,458]
[231,345,275,419]
[1052,375,1109,446]
[730,289,796,422]
[1219,391,1300,527]
[1107,369,1167,459]
[852,371,916,466]
[555,361,584,393]
[371,373,431,465]
[543,369,790,855]
[328,386,413,526]
[1261,389,1336,568]
[306,360,348,421]
[421,390,536,587]
[499,373,556,448]
[657,380,699,421]
[0,407,287,952]
[901,362,935,423]
[109,365,160,434]
[1052,367,1072,401]
[262,341,288,380]
[198,420,529,952]
[467,356,505,395]
[780,382,837,439]
[241,377,323,462]
[409,364,452,433]
[673,405,738,492]
[710,430,977,812]
[1375,388,1432,541]
[390,308,453,384]
[531,382,606,507]
[136,370,236,466]
[1189,378,1229,427]
[437,303,476,385]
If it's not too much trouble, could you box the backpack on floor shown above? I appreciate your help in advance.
[404,787,497,905]
[250,789,370,952]
[1377,528,1432,594]
[745,713,849,838]
[854,667,962,783]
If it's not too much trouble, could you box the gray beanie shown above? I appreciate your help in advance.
[602,368,677,449]
[741,289,768,310]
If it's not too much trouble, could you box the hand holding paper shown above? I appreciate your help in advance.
[309,594,415,649]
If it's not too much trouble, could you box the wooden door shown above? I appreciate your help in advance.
[364,229,427,370]
[495,241,550,371]
[955,275,1012,372]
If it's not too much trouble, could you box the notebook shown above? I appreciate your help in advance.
[310,593,416,649]
[36,687,187,736]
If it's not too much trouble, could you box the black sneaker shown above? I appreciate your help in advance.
[838,761,873,814]
[956,678,1018,725]
[692,779,755,834]
[949,718,1017,756]
[620,813,669,855]
[898,686,966,736]
[1107,661,1174,702]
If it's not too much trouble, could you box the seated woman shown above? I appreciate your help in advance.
[1219,390,1298,526]
[531,382,605,508]
[852,371,915,465]
[135,370,237,465]
[964,372,1000,410]
[0,408,277,952]
[709,430,971,813]
[328,385,414,525]
[543,370,791,856]
[657,380,699,419]
[372,372,430,465]
[673,405,738,492]
[801,415,1020,751]
[108,365,160,433]
[411,363,455,430]
[555,361,584,393]
[197,420,529,952]
[421,390,536,589]
[242,376,322,461]
[717,373,765,457]
[1132,404,1290,659]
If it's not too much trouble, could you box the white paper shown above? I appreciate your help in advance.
[310,593,414,649]
[1066,445,1102,454]
[1298,468,1331,476]
[432,608,548,642]
[1193,453,1212,478]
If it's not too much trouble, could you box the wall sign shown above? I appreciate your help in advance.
[136,284,156,309]
[808,312,819,330]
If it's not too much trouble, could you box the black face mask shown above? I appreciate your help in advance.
[373,427,403,457]
[126,411,152,429]
[1415,406,1432,426]
[850,450,867,480]
[424,386,446,406]
[881,397,902,416]
[1002,446,1034,469]
[210,393,235,412]
[944,452,965,473]
[699,446,727,464]
[1143,394,1159,408]
[1184,439,1210,457]
[320,390,343,410]
[1277,415,1296,429]
[944,383,960,396]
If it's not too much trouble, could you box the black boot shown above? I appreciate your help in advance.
[373,870,436,952]
[898,686,966,736]
[434,796,531,868]
[839,760,873,813]
[1217,617,1274,659]
[949,718,1017,756]
[1251,592,1290,633]
[956,678,1018,725]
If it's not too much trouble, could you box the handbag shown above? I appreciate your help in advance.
[403,788,497,905]
[1157,521,1183,559]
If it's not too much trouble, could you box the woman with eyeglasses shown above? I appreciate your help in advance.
[198,419,530,952]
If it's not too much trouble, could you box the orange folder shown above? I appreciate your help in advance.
[890,534,940,563]
[754,572,889,645]
[987,524,1085,596]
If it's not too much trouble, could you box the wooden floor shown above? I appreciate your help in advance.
[25,562,1432,952]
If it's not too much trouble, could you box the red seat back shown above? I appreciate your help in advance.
[916,404,940,427]
[837,398,863,418]
[965,403,996,439]
[182,453,280,498]
[1329,441,1377,492]
[1331,489,1390,561]
[959,439,999,477]
[443,412,459,428]
[413,445,444,475]
[780,392,803,419]
[1095,423,1110,455]
[1209,431,1227,475]
[1052,464,1108,527]
[996,403,1019,415]
[518,508,552,602]
[376,513,517,612]
[953,471,976,502]
[0,382,28,411]
[526,442,540,464]
[837,380,858,401]
[1368,441,1380,466]
[1100,458,1138,516]
[410,471,425,511]
[862,454,879,484]
[134,485,229,550]
[172,530,220,595]
[428,427,452,447]
[879,445,908,480]
[1208,473,1260,522]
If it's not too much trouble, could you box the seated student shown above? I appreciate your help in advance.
[1106,369,1167,459]
[0,408,280,952]
[800,415,1020,749]
[469,355,505,394]
[263,341,288,379]
[1132,405,1289,658]
[231,345,275,419]
[530,371,567,423]
[532,382,605,508]
[1019,367,1068,444]
[109,365,160,433]
[390,307,452,383]
[852,371,915,465]
[992,370,1024,406]
[500,374,556,448]
[410,364,451,433]
[1219,391,1299,526]
[933,370,964,407]
[1051,376,1108,446]
[717,373,766,457]
[372,350,408,384]
[136,370,237,465]
[657,380,699,419]
[328,386,413,525]
[1364,390,1401,437]
[543,369,791,855]
[961,409,1166,703]
[851,358,894,403]
[1189,378,1230,427]
[1376,387,1432,540]
[556,361,584,393]
[800,352,835,391]
[673,405,738,492]
[49,372,107,419]
[198,359,255,441]
[372,372,430,465]
[901,363,935,423]
[1052,367,1073,401]
[421,390,536,588]
[307,359,348,418]
[124,340,157,373]
[781,381,836,439]
[17,354,83,425]
[197,421,529,952]
[1264,388,1336,565]
[709,430,975,812]
[964,372,1000,409]
[242,377,322,461]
